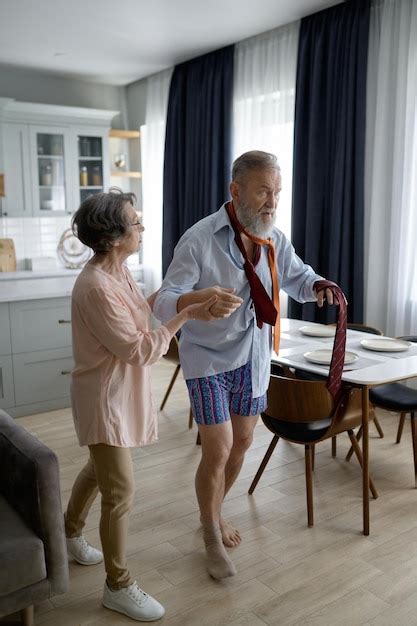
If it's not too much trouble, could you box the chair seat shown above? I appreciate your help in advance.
[0,495,46,597]
[370,383,417,412]
[262,413,332,443]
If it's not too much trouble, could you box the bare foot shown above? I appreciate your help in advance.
[220,517,241,547]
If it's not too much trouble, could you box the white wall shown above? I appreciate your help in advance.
[0,65,127,128]
[124,77,148,210]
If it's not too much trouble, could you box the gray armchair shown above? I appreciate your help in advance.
[0,410,69,625]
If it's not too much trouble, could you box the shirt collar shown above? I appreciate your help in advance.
[213,202,233,234]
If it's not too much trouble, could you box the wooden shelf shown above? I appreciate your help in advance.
[110,171,142,179]
[109,129,140,139]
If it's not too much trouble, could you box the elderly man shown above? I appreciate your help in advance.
[154,150,335,579]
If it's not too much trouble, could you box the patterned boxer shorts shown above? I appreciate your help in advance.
[186,361,267,425]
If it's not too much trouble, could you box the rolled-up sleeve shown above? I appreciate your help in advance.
[279,236,323,303]
[153,232,202,324]
[79,287,171,367]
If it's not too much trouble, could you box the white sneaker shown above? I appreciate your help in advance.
[102,580,165,622]
[66,535,103,565]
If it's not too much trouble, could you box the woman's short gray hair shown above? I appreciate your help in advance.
[232,150,280,184]
[72,187,137,254]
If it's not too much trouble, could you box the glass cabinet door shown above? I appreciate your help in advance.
[77,135,104,204]
[35,131,68,213]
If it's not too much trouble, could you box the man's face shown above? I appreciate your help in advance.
[231,168,282,238]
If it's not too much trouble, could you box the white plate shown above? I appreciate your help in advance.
[360,338,411,352]
[303,349,358,366]
[299,325,336,338]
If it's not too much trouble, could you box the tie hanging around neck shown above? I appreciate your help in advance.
[225,202,281,353]
[313,280,348,400]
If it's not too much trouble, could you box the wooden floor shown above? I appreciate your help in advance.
[4,361,417,625]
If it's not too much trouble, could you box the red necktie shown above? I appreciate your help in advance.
[314,280,348,399]
[226,202,280,352]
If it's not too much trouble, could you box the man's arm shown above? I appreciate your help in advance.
[279,235,323,303]
[153,231,242,323]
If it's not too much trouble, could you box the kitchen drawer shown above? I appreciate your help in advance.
[13,348,73,406]
[0,303,11,356]
[0,355,15,409]
[10,297,72,354]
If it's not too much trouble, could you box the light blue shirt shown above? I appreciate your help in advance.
[154,204,322,397]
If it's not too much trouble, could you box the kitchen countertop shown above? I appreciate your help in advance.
[0,269,144,302]
[0,269,83,280]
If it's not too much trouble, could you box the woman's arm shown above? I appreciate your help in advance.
[78,288,218,368]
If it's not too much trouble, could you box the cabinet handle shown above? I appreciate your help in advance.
[58,319,71,324]
[61,370,71,375]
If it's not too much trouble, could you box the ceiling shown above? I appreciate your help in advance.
[0,0,343,86]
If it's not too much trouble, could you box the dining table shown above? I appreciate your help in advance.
[271,318,417,536]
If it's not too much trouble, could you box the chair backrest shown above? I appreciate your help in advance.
[162,335,180,365]
[398,335,417,343]
[347,323,383,335]
[266,375,335,423]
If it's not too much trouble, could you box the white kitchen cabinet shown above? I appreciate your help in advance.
[1,294,73,416]
[13,347,73,406]
[9,297,72,354]
[1,123,33,217]
[0,355,15,409]
[29,125,73,216]
[0,98,118,217]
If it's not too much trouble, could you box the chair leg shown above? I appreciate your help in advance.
[374,416,385,439]
[248,435,279,495]
[159,365,181,410]
[397,412,406,444]
[331,436,337,458]
[410,412,417,488]
[188,406,194,429]
[346,425,363,462]
[21,606,34,626]
[311,443,315,471]
[305,444,314,527]
[347,430,378,499]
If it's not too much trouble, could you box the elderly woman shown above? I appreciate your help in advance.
[64,189,228,622]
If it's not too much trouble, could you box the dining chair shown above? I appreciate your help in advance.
[160,335,193,430]
[248,374,378,527]
[296,322,385,457]
[346,335,417,486]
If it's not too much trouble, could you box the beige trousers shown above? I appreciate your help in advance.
[65,444,135,590]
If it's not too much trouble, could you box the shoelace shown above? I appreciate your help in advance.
[75,536,92,553]
[128,581,148,607]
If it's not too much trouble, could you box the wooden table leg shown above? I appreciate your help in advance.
[362,386,370,536]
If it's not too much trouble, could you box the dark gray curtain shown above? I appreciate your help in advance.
[289,0,370,323]
[162,46,234,275]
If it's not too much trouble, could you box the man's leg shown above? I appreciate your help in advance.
[220,413,259,547]
[196,421,236,578]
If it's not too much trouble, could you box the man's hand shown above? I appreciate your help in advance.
[315,288,339,308]
[178,286,243,319]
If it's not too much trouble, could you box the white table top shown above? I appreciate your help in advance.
[272,319,417,386]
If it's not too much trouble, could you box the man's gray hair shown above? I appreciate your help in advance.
[232,150,280,183]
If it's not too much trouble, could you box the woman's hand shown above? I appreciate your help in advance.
[183,295,222,321]
[178,286,243,319]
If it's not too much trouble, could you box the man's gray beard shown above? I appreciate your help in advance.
[235,202,276,238]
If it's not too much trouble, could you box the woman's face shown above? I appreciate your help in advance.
[120,202,144,255]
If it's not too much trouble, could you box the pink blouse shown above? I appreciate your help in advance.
[70,263,171,448]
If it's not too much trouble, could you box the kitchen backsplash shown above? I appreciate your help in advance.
[0,216,141,270]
